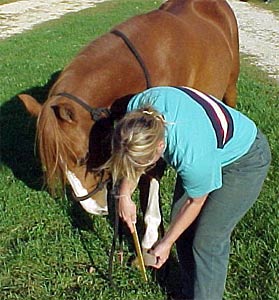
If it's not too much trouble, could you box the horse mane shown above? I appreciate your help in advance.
[36,101,77,195]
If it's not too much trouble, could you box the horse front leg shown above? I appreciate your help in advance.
[139,176,161,247]
[139,159,166,265]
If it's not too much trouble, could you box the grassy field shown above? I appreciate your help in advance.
[248,0,279,13]
[0,0,278,299]
[0,0,18,4]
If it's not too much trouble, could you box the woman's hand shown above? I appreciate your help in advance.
[118,194,137,233]
[118,178,138,233]
[149,194,208,269]
[149,238,173,269]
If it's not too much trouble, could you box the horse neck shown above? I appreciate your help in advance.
[89,62,148,109]
[52,35,149,109]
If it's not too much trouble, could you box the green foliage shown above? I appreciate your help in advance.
[0,1,278,299]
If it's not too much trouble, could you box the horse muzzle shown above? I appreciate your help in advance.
[66,169,108,215]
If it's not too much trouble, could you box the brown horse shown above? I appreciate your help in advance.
[19,0,239,251]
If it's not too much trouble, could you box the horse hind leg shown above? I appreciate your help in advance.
[223,56,239,108]
[223,16,240,108]
[223,82,237,108]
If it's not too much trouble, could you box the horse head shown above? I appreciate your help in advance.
[18,92,113,215]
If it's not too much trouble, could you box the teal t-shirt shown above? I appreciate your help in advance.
[127,86,257,198]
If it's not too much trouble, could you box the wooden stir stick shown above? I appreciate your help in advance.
[132,223,148,281]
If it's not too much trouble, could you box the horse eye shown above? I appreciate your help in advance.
[77,152,89,166]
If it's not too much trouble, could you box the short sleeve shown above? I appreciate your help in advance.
[177,153,222,198]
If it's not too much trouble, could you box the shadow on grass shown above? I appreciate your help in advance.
[0,69,126,283]
[0,70,61,190]
[66,188,182,295]
[67,187,132,274]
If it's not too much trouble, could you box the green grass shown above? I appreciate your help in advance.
[0,0,278,299]
[248,0,279,14]
[0,0,18,4]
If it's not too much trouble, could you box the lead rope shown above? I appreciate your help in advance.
[56,92,111,122]
[108,187,123,285]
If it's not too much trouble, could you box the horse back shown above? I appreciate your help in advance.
[114,0,239,100]
[160,0,239,49]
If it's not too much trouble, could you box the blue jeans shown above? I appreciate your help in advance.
[171,129,271,300]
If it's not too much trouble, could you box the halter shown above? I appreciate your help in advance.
[56,92,111,122]
[71,170,111,202]
[55,30,151,203]
[54,91,111,201]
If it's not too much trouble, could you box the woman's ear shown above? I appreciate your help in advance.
[157,140,165,154]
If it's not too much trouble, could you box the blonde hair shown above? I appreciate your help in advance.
[103,106,165,185]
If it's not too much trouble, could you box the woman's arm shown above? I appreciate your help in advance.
[118,178,138,233]
[150,194,208,268]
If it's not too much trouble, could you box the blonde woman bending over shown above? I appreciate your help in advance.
[104,86,271,300]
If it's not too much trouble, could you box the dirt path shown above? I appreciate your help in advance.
[228,0,279,82]
[0,0,278,83]
[0,0,107,39]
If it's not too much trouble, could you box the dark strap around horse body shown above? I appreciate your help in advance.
[111,29,152,89]
[56,92,111,122]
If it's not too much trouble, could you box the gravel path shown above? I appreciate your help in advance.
[0,0,278,83]
[228,0,279,82]
[0,0,107,39]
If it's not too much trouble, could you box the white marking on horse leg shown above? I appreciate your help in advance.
[141,178,161,250]
[66,170,108,215]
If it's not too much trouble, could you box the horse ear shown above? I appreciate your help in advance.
[18,94,42,117]
[52,103,76,123]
